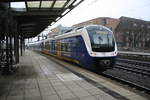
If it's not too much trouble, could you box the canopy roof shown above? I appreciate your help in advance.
[0,0,84,38]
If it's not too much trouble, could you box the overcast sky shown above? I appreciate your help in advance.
[52,0,150,28]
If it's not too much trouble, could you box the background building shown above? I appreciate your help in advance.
[72,17,120,32]
[72,16,150,51]
[115,17,150,51]
[48,17,150,51]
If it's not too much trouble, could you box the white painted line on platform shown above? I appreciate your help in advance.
[56,73,82,81]
[41,65,51,75]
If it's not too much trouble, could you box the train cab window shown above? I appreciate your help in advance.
[93,33,113,46]
[86,26,115,52]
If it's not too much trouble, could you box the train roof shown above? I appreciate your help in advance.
[85,24,112,32]
[28,24,113,44]
[54,24,113,39]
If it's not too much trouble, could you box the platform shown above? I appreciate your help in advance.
[0,50,149,100]
[118,51,150,56]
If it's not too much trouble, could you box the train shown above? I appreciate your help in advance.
[28,25,117,71]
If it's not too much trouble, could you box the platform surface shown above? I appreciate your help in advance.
[0,50,149,100]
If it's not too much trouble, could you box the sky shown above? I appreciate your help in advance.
[52,0,150,28]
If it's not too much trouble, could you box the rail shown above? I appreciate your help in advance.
[103,58,150,92]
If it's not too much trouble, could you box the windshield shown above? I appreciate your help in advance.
[87,26,115,52]
[92,31,113,46]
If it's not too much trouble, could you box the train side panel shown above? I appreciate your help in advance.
[42,35,116,70]
[59,35,94,69]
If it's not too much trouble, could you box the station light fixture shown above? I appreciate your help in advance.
[61,9,70,16]
[65,0,74,8]
[47,25,52,30]
[73,0,81,6]
[51,22,55,26]
[56,17,61,21]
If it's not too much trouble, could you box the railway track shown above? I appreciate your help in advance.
[116,58,150,76]
[103,58,150,92]
[117,58,150,67]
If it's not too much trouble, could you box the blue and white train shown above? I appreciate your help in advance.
[29,25,117,70]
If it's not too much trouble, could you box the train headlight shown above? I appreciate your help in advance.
[91,52,96,56]
[112,52,117,56]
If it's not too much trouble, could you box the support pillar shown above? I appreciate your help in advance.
[14,22,19,64]
[20,34,23,56]
[2,3,13,75]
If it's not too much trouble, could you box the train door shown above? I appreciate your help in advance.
[76,36,88,66]
[76,36,84,60]
[71,38,77,58]
[56,40,61,56]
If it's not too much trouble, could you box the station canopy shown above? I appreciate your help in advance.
[1,0,84,38]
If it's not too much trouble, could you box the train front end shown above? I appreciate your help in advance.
[85,25,117,70]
